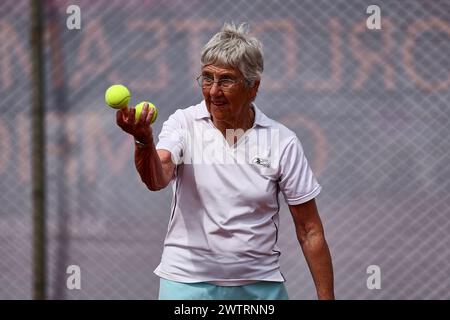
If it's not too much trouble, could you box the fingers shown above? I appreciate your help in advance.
[116,109,123,126]
[116,107,135,135]
[138,103,149,126]
[128,106,136,125]
[116,108,127,128]
[145,104,155,126]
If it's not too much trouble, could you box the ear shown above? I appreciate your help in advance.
[249,80,260,101]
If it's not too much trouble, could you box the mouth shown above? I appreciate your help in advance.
[211,101,228,107]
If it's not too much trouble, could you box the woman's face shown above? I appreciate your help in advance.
[201,64,259,123]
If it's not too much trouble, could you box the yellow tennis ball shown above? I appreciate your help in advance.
[135,101,158,124]
[105,84,130,109]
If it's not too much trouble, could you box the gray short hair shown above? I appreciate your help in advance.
[201,22,264,87]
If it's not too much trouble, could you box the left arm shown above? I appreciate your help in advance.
[288,199,335,300]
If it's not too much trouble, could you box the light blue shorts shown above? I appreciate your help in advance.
[158,278,289,300]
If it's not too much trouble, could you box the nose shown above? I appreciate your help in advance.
[208,81,223,97]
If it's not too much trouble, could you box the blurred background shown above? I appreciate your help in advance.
[0,0,449,299]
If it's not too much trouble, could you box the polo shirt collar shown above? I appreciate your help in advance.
[195,100,271,127]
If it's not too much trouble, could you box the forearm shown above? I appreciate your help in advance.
[298,231,335,300]
[134,138,169,191]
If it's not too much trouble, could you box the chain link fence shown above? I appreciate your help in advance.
[0,0,449,299]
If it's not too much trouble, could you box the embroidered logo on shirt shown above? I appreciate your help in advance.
[252,157,271,168]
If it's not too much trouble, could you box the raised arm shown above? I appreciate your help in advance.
[116,103,175,191]
[288,199,335,300]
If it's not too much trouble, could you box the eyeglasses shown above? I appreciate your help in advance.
[196,75,244,91]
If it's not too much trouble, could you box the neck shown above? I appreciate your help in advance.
[211,104,255,145]
[212,104,255,134]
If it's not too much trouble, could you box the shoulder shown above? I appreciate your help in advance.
[256,108,300,147]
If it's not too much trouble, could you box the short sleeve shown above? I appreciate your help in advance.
[278,137,321,205]
[156,110,185,165]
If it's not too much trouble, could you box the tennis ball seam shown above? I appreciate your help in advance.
[109,95,130,108]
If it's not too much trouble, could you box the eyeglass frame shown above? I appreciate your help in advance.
[196,74,247,91]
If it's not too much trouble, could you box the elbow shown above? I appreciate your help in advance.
[138,167,173,191]
[298,228,326,249]
[146,183,163,191]
[138,172,169,191]
[147,184,162,191]
[143,179,168,191]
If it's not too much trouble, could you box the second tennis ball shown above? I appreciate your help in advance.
[135,101,158,124]
[105,84,130,109]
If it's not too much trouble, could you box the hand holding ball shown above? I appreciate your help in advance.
[105,84,158,125]
[135,101,158,124]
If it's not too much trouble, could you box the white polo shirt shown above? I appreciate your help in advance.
[154,100,321,285]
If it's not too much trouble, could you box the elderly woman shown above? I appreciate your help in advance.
[116,22,334,300]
